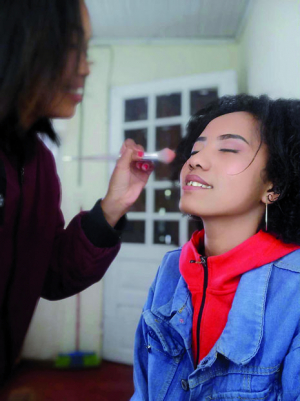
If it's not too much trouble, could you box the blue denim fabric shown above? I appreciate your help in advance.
[131,249,300,401]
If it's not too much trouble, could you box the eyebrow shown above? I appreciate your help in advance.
[195,134,249,145]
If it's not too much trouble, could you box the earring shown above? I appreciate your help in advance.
[265,200,268,231]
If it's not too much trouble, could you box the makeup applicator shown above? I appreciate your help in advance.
[63,148,176,164]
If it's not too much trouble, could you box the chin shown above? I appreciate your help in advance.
[179,198,208,218]
[179,199,196,216]
[63,108,77,118]
[49,107,77,119]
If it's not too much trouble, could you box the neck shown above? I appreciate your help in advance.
[20,107,41,131]
[21,116,37,131]
[202,208,264,257]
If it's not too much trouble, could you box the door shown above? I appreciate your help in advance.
[103,70,237,364]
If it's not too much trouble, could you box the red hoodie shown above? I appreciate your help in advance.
[180,230,300,365]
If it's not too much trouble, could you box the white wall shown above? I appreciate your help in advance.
[239,0,300,97]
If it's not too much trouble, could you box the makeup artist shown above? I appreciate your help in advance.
[0,0,153,384]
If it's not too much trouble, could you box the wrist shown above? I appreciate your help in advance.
[101,197,127,228]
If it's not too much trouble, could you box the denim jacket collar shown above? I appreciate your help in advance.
[154,276,194,351]
[152,261,273,367]
[155,275,193,318]
[213,262,273,365]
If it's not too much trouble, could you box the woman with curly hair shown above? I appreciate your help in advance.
[0,0,153,386]
[132,94,300,400]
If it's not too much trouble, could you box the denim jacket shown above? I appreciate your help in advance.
[132,248,300,400]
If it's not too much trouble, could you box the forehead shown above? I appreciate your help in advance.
[81,1,92,40]
[201,111,261,143]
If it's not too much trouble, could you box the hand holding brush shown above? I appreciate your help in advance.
[100,140,175,227]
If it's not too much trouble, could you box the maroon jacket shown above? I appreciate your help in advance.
[0,137,122,382]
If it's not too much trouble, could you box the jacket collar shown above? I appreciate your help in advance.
[154,260,274,367]
[180,229,299,293]
[154,276,193,351]
[212,262,273,365]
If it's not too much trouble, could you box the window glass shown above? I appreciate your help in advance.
[125,98,148,122]
[125,128,147,150]
[155,125,181,181]
[190,88,218,116]
[129,190,146,212]
[155,188,180,213]
[156,93,181,118]
[154,221,179,246]
[123,220,145,243]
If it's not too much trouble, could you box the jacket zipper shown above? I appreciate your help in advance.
[190,256,208,365]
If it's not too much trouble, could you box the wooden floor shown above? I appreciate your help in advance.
[0,360,134,401]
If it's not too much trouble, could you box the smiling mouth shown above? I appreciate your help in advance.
[66,87,84,95]
[186,180,212,189]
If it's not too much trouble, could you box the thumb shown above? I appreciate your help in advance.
[117,146,133,169]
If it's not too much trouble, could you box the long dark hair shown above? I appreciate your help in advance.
[173,94,300,244]
[0,0,85,155]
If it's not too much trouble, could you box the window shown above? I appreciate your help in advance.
[109,71,237,246]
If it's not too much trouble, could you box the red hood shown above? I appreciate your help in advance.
[180,229,300,293]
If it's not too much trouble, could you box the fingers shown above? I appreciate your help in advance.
[119,140,155,175]
[120,139,145,161]
[117,144,146,170]
[135,161,155,172]
[117,146,134,169]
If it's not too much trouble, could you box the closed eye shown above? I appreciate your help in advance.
[190,151,199,156]
[220,149,239,154]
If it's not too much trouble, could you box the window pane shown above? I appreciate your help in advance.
[125,128,147,150]
[154,221,179,246]
[155,125,181,181]
[156,93,181,118]
[156,125,181,150]
[122,220,145,243]
[188,218,203,239]
[125,98,148,122]
[129,189,146,212]
[155,188,180,213]
[155,162,173,182]
[190,88,218,116]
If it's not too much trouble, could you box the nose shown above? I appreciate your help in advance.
[188,149,211,171]
[78,52,91,77]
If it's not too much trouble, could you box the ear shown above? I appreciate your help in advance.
[262,185,280,204]
[267,192,280,203]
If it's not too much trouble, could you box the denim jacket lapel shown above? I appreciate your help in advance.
[153,276,193,352]
[209,262,273,366]
[150,260,273,369]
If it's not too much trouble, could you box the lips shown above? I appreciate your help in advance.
[185,174,212,187]
[65,87,84,103]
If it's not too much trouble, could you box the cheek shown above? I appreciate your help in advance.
[225,159,249,175]
[220,172,265,206]
[179,164,188,184]
[220,153,256,176]
[44,94,77,118]
[63,52,78,81]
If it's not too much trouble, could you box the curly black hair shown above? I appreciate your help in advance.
[173,94,300,245]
